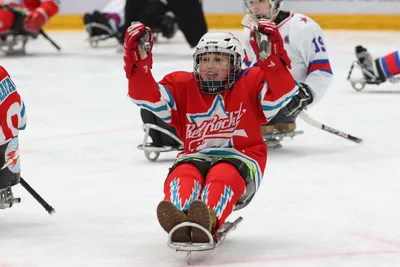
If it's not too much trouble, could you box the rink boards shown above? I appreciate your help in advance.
[44,0,400,31]
[44,13,400,31]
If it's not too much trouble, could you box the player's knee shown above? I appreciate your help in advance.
[0,9,15,33]
[201,163,245,224]
[207,162,245,184]
[204,162,246,200]
[164,163,204,209]
[166,163,203,186]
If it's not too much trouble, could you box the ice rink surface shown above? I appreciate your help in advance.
[0,29,400,267]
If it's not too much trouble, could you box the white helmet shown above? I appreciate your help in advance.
[244,0,283,19]
[193,31,243,94]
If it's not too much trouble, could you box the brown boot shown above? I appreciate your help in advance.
[187,200,217,243]
[156,200,191,242]
[261,125,275,134]
[274,122,296,132]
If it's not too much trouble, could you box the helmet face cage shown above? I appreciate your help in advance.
[244,0,281,20]
[194,47,242,94]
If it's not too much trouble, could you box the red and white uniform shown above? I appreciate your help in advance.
[124,22,297,228]
[0,0,59,32]
[0,66,27,146]
[1,0,59,18]
[128,63,298,194]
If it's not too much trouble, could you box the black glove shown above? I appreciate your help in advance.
[283,82,314,117]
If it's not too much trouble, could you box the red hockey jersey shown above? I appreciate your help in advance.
[4,0,59,18]
[128,62,298,190]
[0,66,27,146]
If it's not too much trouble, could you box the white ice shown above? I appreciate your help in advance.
[0,29,400,267]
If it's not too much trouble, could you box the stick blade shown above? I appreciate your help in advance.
[241,13,258,29]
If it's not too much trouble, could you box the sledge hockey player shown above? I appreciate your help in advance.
[84,0,206,48]
[0,66,27,209]
[121,0,207,48]
[347,46,400,91]
[0,0,59,54]
[124,20,298,243]
[243,0,333,147]
[83,0,178,47]
[83,0,126,46]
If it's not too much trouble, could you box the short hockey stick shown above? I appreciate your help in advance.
[299,111,363,144]
[39,29,61,51]
[20,177,55,215]
[240,13,270,61]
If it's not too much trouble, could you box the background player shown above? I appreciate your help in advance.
[243,0,333,140]
[83,0,125,44]
[0,66,27,209]
[83,0,207,48]
[0,0,59,34]
[348,46,400,90]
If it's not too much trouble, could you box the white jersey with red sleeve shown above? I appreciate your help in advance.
[102,0,125,15]
[128,62,298,191]
[101,0,125,29]
[0,66,27,146]
[243,12,333,105]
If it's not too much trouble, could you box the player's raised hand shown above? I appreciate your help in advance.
[123,23,154,78]
[250,19,291,70]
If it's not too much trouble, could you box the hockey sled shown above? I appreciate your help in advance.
[84,22,119,48]
[0,186,21,209]
[0,32,36,55]
[137,123,183,162]
[168,217,243,264]
[0,6,34,55]
[347,60,400,91]
[263,129,304,149]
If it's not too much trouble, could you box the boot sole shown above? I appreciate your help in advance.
[188,200,212,243]
[157,200,191,242]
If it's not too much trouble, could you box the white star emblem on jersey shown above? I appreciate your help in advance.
[187,95,229,125]
[186,95,248,151]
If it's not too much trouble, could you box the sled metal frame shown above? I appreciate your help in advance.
[137,123,183,161]
[167,217,243,264]
[347,60,400,91]
[0,186,21,209]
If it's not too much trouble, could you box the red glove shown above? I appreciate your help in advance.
[24,8,47,32]
[250,19,291,70]
[123,23,154,78]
